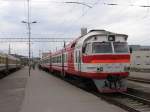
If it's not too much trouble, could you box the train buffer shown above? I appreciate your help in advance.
[0,67,127,112]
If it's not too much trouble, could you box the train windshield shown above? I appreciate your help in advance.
[92,42,112,53]
[113,42,129,53]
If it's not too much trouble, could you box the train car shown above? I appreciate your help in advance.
[0,53,7,72]
[40,29,130,93]
[7,55,21,70]
[0,53,21,73]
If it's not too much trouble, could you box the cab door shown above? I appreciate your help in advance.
[77,50,81,72]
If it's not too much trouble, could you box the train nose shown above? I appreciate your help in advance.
[106,75,122,89]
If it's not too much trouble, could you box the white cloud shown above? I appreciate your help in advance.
[0,0,150,56]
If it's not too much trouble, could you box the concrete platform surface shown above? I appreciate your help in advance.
[20,68,127,112]
[0,67,127,112]
[0,67,28,112]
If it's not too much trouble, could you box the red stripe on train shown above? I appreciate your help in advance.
[79,72,129,79]
[82,54,130,63]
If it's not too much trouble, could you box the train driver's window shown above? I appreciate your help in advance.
[82,43,91,54]
[92,42,112,53]
[82,43,87,53]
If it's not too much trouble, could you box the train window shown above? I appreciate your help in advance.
[1,57,3,64]
[75,51,77,63]
[63,54,65,63]
[66,54,68,62]
[60,56,62,63]
[2,58,3,63]
[54,57,55,63]
[56,57,57,63]
[71,42,76,48]
[113,42,129,53]
[63,54,65,62]
[58,56,60,63]
[59,56,60,63]
[92,42,112,53]
[56,56,58,63]
[64,54,66,62]
[82,43,87,53]
[58,56,59,63]
[82,43,91,54]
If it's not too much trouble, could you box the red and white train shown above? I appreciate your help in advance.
[40,29,130,93]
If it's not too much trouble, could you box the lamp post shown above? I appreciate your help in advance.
[22,21,37,76]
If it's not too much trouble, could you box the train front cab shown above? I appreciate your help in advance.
[75,31,130,93]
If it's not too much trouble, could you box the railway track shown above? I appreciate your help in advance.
[100,92,150,112]
[128,77,150,84]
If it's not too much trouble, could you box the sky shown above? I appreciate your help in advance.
[0,0,150,57]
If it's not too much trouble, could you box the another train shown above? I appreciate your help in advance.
[0,53,21,75]
[40,29,130,93]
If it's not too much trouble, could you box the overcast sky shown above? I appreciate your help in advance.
[0,0,150,57]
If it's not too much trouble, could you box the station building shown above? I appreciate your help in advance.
[130,45,150,69]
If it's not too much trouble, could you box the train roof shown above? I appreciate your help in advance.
[7,55,20,61]
[0,52,20,61]
[41,29,128,59]
[75,29,128,48]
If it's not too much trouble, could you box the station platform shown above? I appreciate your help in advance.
[0,67,28,112]
[0,67,127,112]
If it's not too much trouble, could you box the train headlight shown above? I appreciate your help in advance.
[108,35,115,41]
[97,67,103,72]
[124,67,130,72]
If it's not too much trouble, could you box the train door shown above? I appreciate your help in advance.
[49,54,52,72]
[5,56,8,72]
[61,51,65,76]
[68,50,73,72]
[77,50,81,73]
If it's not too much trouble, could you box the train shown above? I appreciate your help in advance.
[40,29,130,93]
[0,53,21,76]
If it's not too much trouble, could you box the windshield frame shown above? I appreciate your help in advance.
[113,42,129,54]
[92,42,113,54]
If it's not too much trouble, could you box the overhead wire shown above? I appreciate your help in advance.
[63,0,101,33]
[76,0,150,30]
[141,0,150,20]
[1,0,150,44]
